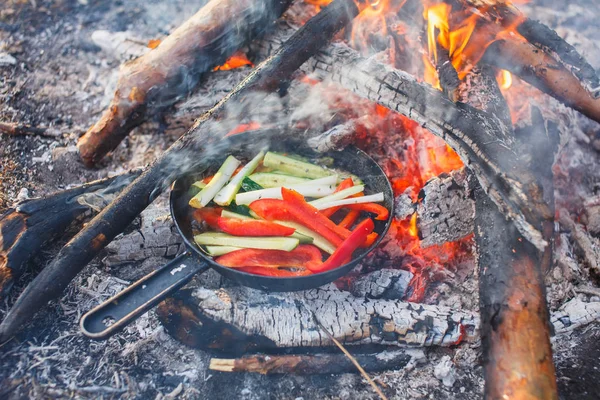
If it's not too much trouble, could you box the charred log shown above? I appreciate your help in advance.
[462,66,559,399]
[435,43,460,102]
[209,349,423,374]
[0,0,362,343]
[306,43,550,250]
[156,284,479,353]
[0,121,59,137]
[0,172,139,298]
[77,0,293,166]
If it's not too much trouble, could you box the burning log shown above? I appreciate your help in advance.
[483,38,600,124]
[156,284,478,352]
[0,172,139,298]
[0,0,362,343]
[77,0,293,166]
[435,40,460,102]
[461,66,559,399]
[209,349,424,374]
[306,42,550,251]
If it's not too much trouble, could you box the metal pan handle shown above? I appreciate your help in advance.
[80,253,209,339]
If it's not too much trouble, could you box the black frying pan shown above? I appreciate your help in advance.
[80,130,393,339]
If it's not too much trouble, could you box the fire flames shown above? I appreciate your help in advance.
[213,52,253,71]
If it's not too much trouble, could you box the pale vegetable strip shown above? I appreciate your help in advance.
[189,155,241,208]
[235,183,336,205]
[309,185,364,207]
[274,220,336,254]
[214,151,265,206]
[194,233,299,251]
[313,193,385,210]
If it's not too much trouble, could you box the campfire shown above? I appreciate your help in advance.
[1,0,600,398]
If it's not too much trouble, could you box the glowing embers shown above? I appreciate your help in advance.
[497,69,512,90]
[213,52,253,71]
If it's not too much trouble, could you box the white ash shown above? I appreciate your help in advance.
[434,355,457,388]
[349,268,413,299]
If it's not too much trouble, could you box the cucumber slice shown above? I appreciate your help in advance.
[263,152,331,179]
[194,233,299,251]
[309,185,365,207]
[192,181,207,189]
[241,177,264,192]
[235,184,336,205]
[291,231,313,244]
[221,210,254,220]
[273,220,336,254]
[248,173,310,188]
[189,156,241,208]
[313,192,385,210]
[205,246,244,256]
[214,151,265,206]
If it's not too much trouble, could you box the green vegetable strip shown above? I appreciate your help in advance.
[189,155,240,208]
[194,233,299,251]
[273,220,336,254]
[263,152,331,179]
[309,185,365,207]
[214,151,265,206]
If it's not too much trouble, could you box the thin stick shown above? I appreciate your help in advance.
[310,311,388,400]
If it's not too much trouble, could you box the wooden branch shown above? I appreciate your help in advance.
[77,0,293,166]
[0,172,139,299]
[483,37,600,124]
[209,350,422,374]
[306,42,550,250]
[156,284,479,353]
[0,121,60,137]
[0,0,362,343]
[462,66,558,399]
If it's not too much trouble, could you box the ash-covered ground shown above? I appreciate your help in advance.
[1,0,600,399]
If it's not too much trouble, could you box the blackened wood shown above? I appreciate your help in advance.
[461,67,558,399]
[77,0,293,166]
[0,172,139,298]
[308,43,550,250]
[436,43,460,102]
[156,284,478,353]
[483,38,600,124]
[209,351,417,374]
[0,0,361,343]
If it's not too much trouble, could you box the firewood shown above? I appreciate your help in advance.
[435,41,460,102]
[0,121,60,138]
[156,284,479,352]
[552,297,600,334]
[77,0,294,166]
[0,0,362,343]
[306,42,550,251]
[462,67,559,399]
[0,172,139,298]
[209,350,423,374]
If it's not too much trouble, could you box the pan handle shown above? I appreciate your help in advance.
[80,253,209,339]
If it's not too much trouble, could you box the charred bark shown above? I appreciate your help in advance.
[0,0,362,343]
[307,43,550,250]
[0,172,138,298]
[461,67,559,399]
[77,0,293,166]
[156,284,478,353]
[209,350,423,374]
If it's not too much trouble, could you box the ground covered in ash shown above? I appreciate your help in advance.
[1,0,600,399]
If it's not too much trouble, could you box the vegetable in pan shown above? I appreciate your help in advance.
[189,151,388,277]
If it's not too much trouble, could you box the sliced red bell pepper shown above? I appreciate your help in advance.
[193,207,222,229]
[307,218,375,273]
[338,209,360,229]
[237,266,312,277]
[251,194,344,247]
[321,178,354,218]
[342,203,389,221]
[217,217,295,237]
[248,199,291,221]
[215,245,322,268]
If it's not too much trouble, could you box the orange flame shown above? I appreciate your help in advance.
[497,69,512,89]
[213,52,253,72]
[226,122,261,137]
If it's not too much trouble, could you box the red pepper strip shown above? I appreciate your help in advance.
[320,178,354,218]
[251,195,344,247]
[307,218,374,273]
[215,245,322,268]
[237,266,312,277]
[193,207,222,229]
[249,199,290,221]
[343,203,389,221]
[217,217,295,237]
[338,209,360,229]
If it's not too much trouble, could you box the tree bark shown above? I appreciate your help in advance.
[77,0,294,166]
[0,0,362,343]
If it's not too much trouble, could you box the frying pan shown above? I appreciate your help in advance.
[80,130,394,339]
